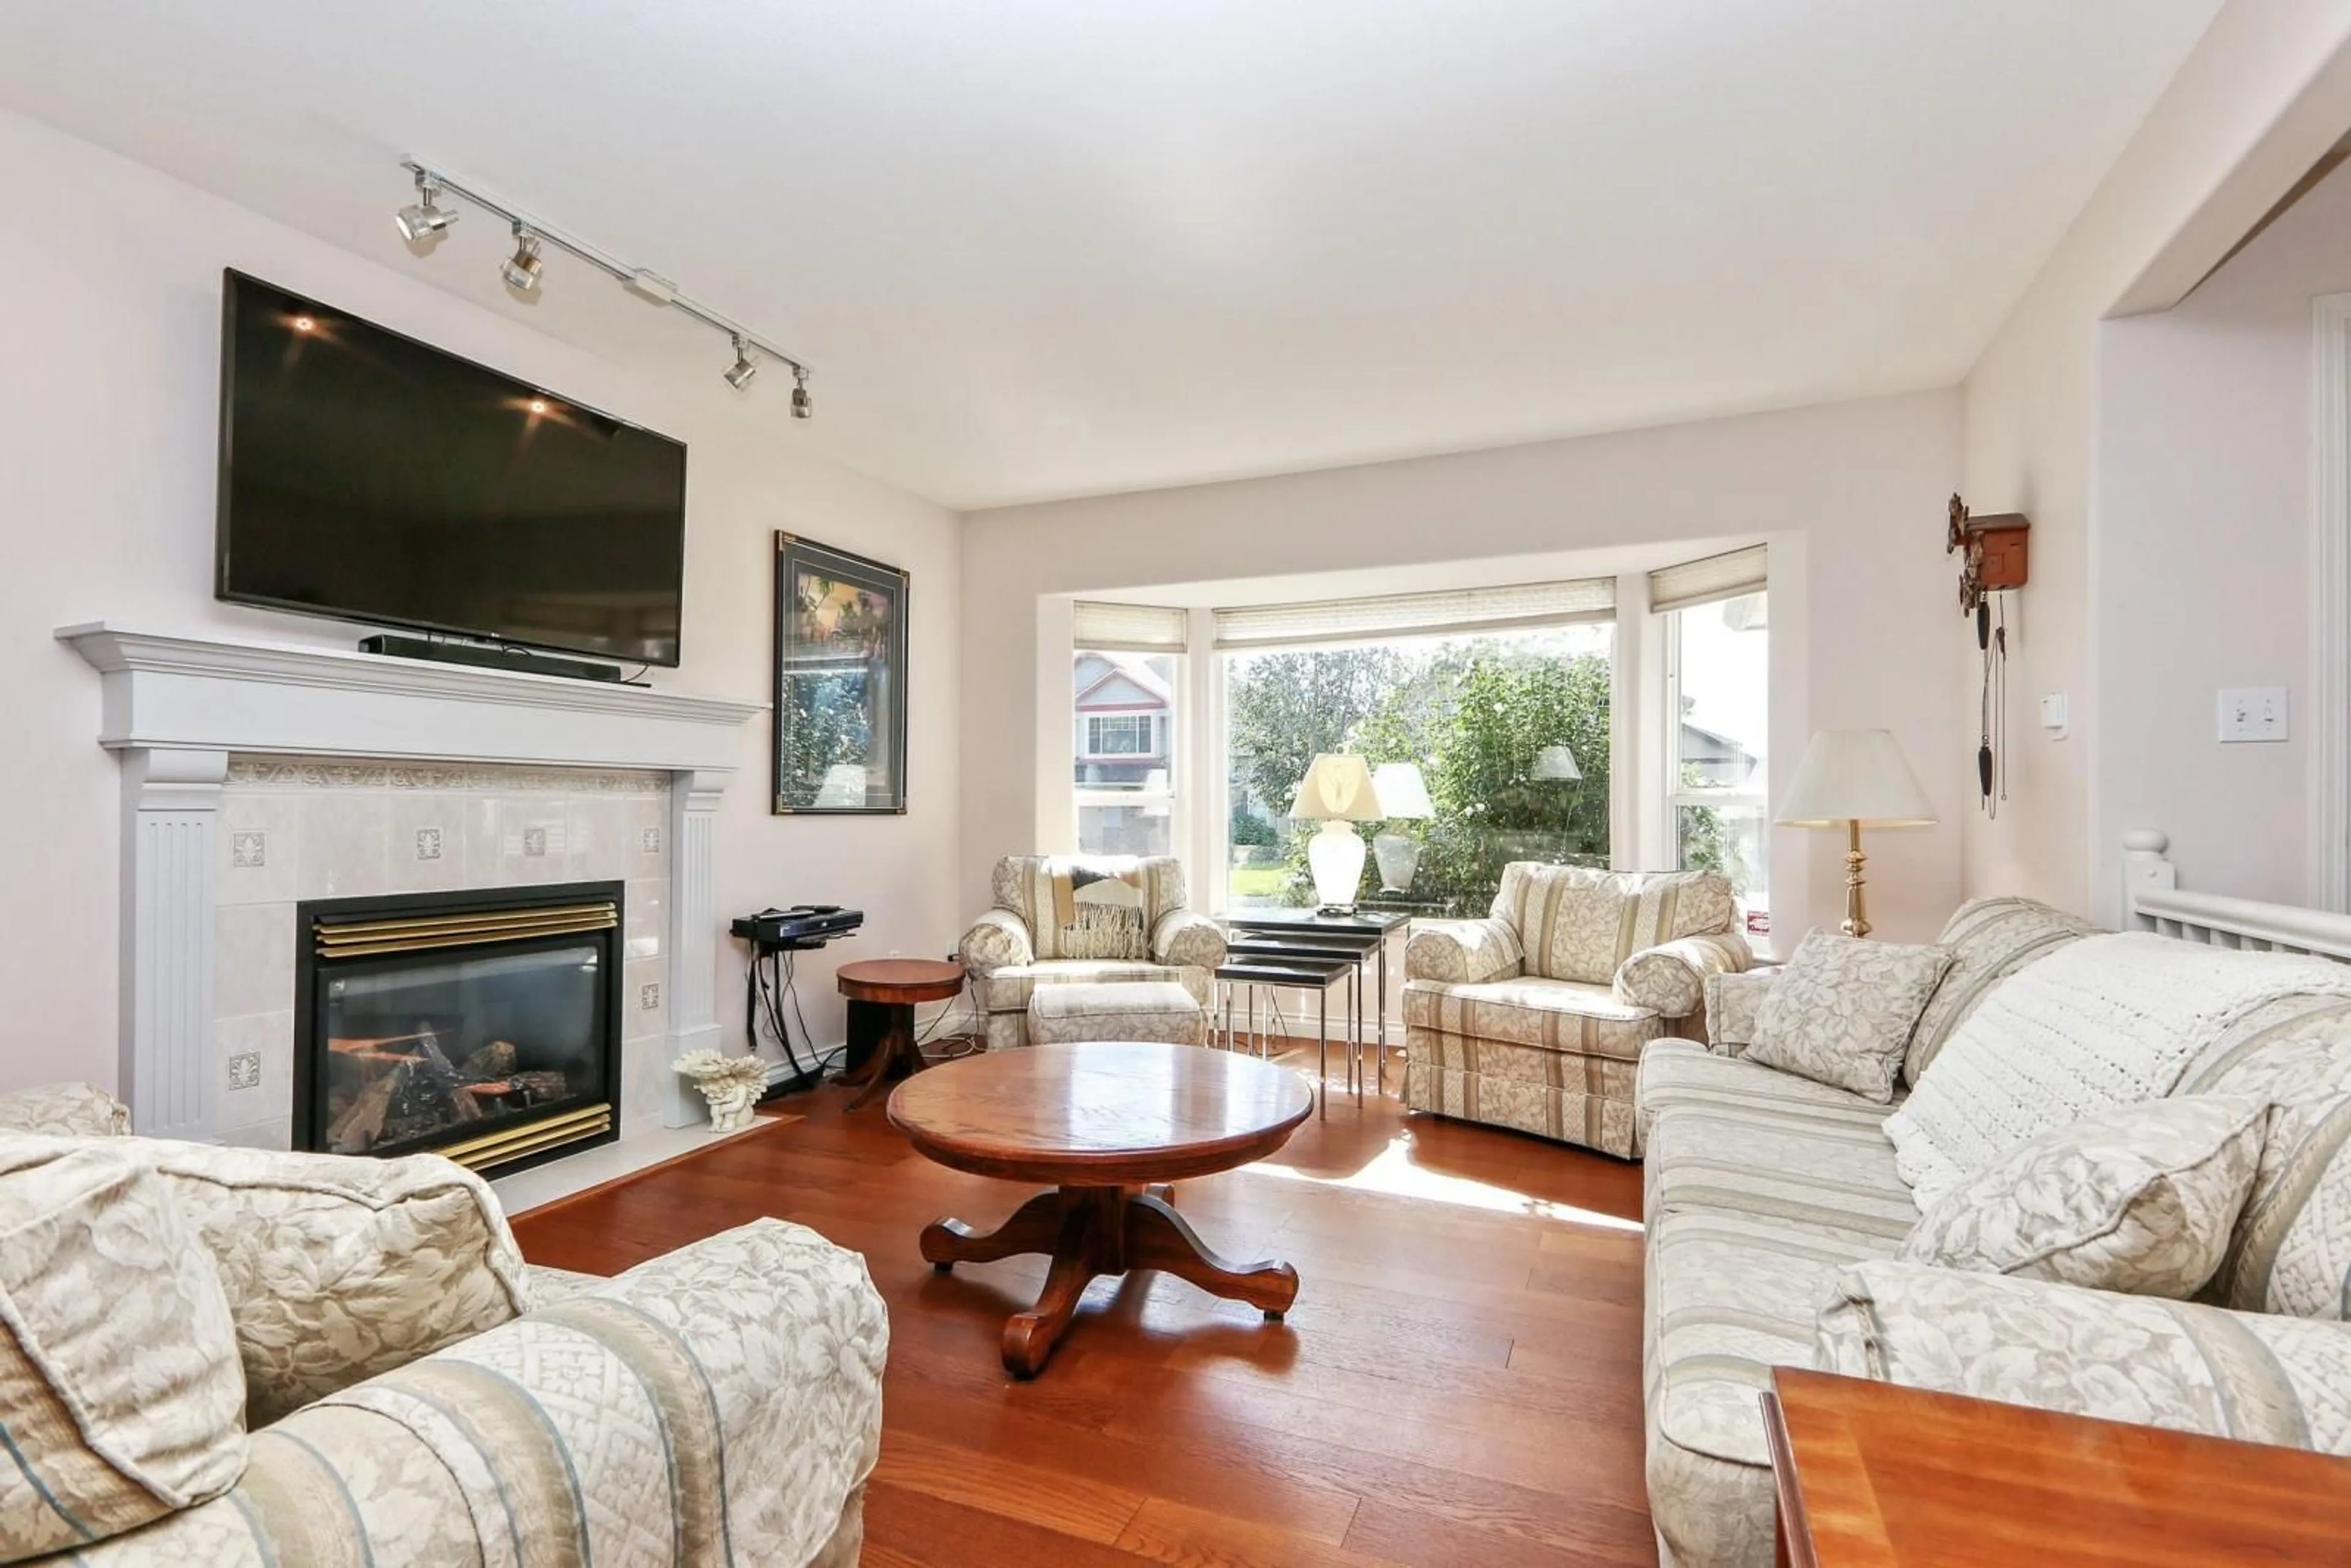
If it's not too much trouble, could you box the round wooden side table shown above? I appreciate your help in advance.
[834,958,964,1110]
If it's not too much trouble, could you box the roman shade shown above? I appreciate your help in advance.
[1072,600,1189,651]
[1648,545,1768,614]
[1213,577,1616,649]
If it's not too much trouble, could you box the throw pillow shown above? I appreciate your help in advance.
[1899,1094,2268,1299]
[0,1139,246,1561]
[1742,929,1954,1103]
[132,1139,536,1426]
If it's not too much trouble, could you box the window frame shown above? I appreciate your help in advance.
[1662,595,1769,901]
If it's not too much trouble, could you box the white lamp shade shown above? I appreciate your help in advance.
[1370,762,1434,819]
[1776,729,1937,827]
[1532,745,1583,782]
[1289,754,1382,822]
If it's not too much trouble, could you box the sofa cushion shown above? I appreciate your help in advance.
[1027,981,1204,1046]
[2217,1064,2351,1319]
[0,1139,246,1561]
[1886,933,2351,1204]
[0,1084,131,1139]
[1900,1095,2268,1299]
[1644,1209,1900,1567]
[127,1140,534,1427]
[1490,863,1732,985]
[975,960,1208,1015]
[1634,1037,1895,1153]
[1744,931,1953,1103]
[1611,931,1750,1018]
[1643,1097,1917,1244]
[1403,975,1656,1060]
[1905,896,2099,1087]
[1817,1259,2351,1454]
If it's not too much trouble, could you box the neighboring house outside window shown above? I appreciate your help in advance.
[1073,650,1177,855]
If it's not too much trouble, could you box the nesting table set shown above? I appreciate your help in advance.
[1213,908,1410,1112]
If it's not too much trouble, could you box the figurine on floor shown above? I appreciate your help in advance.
[675,1049,770,1133]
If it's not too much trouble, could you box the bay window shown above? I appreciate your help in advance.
[1651,547,1769,933]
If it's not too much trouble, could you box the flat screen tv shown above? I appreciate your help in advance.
[217,269,688,667]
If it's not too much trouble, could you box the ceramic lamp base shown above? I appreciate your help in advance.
[1372,832,1421,893]
[1307,819,1368,910]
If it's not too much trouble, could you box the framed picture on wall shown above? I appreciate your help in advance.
[771,533,910,814]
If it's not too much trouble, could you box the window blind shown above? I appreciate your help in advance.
[1212,576,1616,650]
[1648,545,1768,614]
[1072,600,1189,651]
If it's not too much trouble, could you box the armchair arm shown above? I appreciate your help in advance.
[1611,931,1752,1018]
[1701,968,1777,1055]
[1151,909,1226,971]
[1404,918,1523,985]
[1815,1259,2351,1454]
[96,1218,889,1567]
[958,907,1035,973]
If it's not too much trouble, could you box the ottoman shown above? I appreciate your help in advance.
[1027,981,1206,1047]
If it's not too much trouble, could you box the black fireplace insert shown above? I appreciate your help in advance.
[294,881,624,1174]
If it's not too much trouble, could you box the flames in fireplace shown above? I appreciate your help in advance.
[298,885,624,1173]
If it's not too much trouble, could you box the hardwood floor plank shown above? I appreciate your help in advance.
[509,1068,1655,1566]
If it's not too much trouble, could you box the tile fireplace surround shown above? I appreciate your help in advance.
[59,625,765,1158]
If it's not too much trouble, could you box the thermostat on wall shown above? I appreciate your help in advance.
[2039,693,2069,740]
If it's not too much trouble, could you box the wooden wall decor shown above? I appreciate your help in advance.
[1946,493,2030,615]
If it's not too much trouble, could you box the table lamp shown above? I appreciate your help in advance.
[1776,729,1936,938]
[1289,754,1382,911]
[1370,762,1435,893]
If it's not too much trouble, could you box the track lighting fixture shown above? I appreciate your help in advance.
[723,336,759,390]
[500,227,544,293]
[395,160,814,419]
[392,173,458,243]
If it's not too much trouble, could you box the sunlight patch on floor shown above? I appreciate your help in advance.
[1251,1134,1643,1232]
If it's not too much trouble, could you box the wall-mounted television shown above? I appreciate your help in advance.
[216,269,689,667]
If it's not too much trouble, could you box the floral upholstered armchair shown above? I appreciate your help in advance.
[1402,861,1750,1157]
[959,853,1226,1049]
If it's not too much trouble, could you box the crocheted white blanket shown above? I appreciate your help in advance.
[1886,931,2351,1203]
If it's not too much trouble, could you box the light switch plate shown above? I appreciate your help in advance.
[2039,692,2069,739]
[2218,687,2289,744]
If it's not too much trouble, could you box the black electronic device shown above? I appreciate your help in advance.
[216,270,689,669]
[357,632,626,683]
[731,905,866,949]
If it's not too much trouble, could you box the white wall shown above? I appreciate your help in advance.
[0,108,961,1097]
[1961,0,2351,914]
[960,389,1965,947]
[2091,160,2351,919]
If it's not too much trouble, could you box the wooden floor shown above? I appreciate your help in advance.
[511,1045,1657,1567]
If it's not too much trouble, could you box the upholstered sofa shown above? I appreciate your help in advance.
[1638,896,2351,1567]
[1403,863,1751,1156]
[958,853,1225,1049]
[0,1083,887,1566]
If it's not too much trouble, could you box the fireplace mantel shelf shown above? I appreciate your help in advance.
[58,623,767,776]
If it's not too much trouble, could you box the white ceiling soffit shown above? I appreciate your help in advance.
[0,1,2225,509]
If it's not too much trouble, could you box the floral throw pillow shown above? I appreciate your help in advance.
[1899,1094,2269,1299]
[1743,929,1954,1102]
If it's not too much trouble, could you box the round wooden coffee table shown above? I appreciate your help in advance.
[887,1041,1313,1377]
[834,958,964,1111]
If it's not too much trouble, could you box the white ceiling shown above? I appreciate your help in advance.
[0,1,2223,509]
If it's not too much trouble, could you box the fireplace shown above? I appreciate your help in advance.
[294,882,624,1174]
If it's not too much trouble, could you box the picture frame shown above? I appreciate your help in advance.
[771,533,910,814]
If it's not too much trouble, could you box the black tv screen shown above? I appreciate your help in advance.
[217,271,688,666]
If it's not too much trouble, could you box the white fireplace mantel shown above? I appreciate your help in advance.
[59,623,767,1143]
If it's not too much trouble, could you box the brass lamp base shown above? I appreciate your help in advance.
[1841,820,1871,939]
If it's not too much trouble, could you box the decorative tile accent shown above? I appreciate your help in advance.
[414,827,443,861]
[231,830,267,869]
[640,826,662,854]
[226,1052,261,1090]
[640,982,662,1011]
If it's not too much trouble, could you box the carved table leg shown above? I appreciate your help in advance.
[921,1189,1065,1272]
[1123,1191,1300,1319]
[844,1002,919,1111]
[1002,1188,1125,1377]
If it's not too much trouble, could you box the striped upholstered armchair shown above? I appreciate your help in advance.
[958,853,1227,1049]
[1401,863,1750,1157]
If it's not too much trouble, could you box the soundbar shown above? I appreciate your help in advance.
[731,904,865,948]
[358,632,626,683]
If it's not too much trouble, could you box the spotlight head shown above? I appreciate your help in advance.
[723,335,758,390]
[501,228,544,293]
[291,315,315,334]
[791,366,812,420]
[393,175,457,244]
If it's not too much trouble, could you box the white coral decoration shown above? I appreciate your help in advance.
[675,1051,770,1133]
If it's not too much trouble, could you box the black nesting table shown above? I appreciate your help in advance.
[1215,909,1411,1112]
